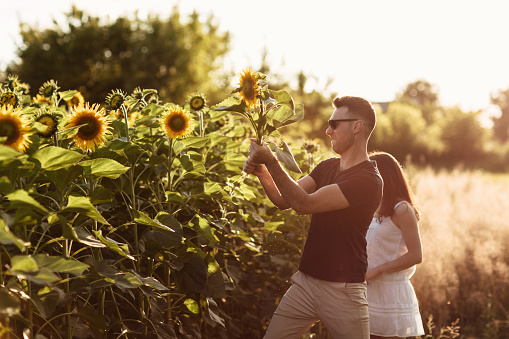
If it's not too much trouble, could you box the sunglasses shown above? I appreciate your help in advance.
[328,119,360,130]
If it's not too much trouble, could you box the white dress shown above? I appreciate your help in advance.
[366,201,425,337]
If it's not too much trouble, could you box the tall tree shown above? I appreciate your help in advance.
[6,6,230,105]
[491,88,509,143]
[396,79,440,125]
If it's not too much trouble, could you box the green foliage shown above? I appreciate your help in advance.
[0,72,321,338]
[7,6,230,105]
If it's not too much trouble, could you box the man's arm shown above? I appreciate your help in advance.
[244,156,316,210]
[246,141,350,214]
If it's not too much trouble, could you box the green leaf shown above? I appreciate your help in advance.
[204,181,222,195]
[77,305,108,333]
[184,298,200,314]
[165,192,185,206]
[212,97,247,114]
[32,146,83,171]
[141,103,166,116]
[134,210,177,234]
[58,90,78,101]
[61,196,110,225]
[0,218,30,251]
[0,287,21,317]
[10,255,38,273]
[6,190,48,214]
[92,230,134,260]
[204,254,225,298]
[270,141,302,173]
[174,250,207,293]
[33,254,89,276]
[43,166,83,195]
[187,215,217,244]
[89,185,113,205]
[0,145,19,162]
[8,256,61,285]
[79,158,130,178]
[173,136,210,154]
[74,227,106,248]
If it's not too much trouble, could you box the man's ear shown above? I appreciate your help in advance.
[352,120,365,134]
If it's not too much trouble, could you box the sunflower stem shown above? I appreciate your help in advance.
[167,138,174,212]
[199,110,204,137]
[122,105,130,142]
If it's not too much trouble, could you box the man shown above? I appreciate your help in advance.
[243,96,383,339]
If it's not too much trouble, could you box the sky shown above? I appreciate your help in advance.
[2,0,509,119]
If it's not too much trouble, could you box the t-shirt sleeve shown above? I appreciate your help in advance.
[338,171,381,208]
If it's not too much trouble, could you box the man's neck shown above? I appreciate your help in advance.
[339,145,369,171]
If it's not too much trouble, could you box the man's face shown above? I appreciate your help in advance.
[326,106,356,155]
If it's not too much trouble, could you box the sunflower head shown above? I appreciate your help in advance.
[161,105,195,139]
[105,89,127,111]
[66,92,85,108]
[0,105,33,152]
[238,67,261,110]
[39,80,60,98]
[131,87,144,100]
[0,91,21,108]
[17,82,31,95]
[66,103,111,152]
[187,92,207,111]
[3,75,21,92]
[34,109,61,138]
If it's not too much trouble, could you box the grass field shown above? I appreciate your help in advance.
[410,168,509,338]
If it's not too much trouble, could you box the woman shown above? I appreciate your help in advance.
[366,152,425,338]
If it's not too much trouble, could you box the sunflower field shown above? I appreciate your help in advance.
[0,70,315,338]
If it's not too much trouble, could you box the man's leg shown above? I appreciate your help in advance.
[264,272,319,339]
[315,280,370,339]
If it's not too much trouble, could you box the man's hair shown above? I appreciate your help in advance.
[332,96,377,137]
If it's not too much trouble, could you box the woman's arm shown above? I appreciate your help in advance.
[365,203,423,281]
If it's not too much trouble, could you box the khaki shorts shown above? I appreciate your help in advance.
[264,271,369,339]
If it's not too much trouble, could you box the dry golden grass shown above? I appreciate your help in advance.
[410,168,509,338]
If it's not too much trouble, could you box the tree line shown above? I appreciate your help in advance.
[3,5,509,172]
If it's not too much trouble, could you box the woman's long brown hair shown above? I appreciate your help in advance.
[369,151,420,222]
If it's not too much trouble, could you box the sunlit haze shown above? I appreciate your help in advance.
[3,0,509,119]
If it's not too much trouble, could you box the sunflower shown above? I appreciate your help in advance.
[160,105,195,139]
[105,89,127,111]
[34,110,60,138]
[187,92,207,111]
[0,105,33,152]
[238,67,261,110]
[3,74,21,92]
[66,92,85,108]
[0,91,20,108]
[33,94,53,106]
[66,103,111,152]
[39,80,60,98]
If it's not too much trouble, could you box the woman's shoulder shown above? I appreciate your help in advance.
[392,201,419,227]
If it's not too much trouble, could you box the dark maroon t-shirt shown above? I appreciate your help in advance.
[298,158,383,283]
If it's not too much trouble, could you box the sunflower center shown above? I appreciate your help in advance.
[242,80,255,100]
[0,119,19,144]
[191,97,205,110]
[42,86,55,98]
[77,117,99,140]
[169,115,186,132]
[110,95,124,110]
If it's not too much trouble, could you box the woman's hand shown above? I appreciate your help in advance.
[365,266,382,282]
